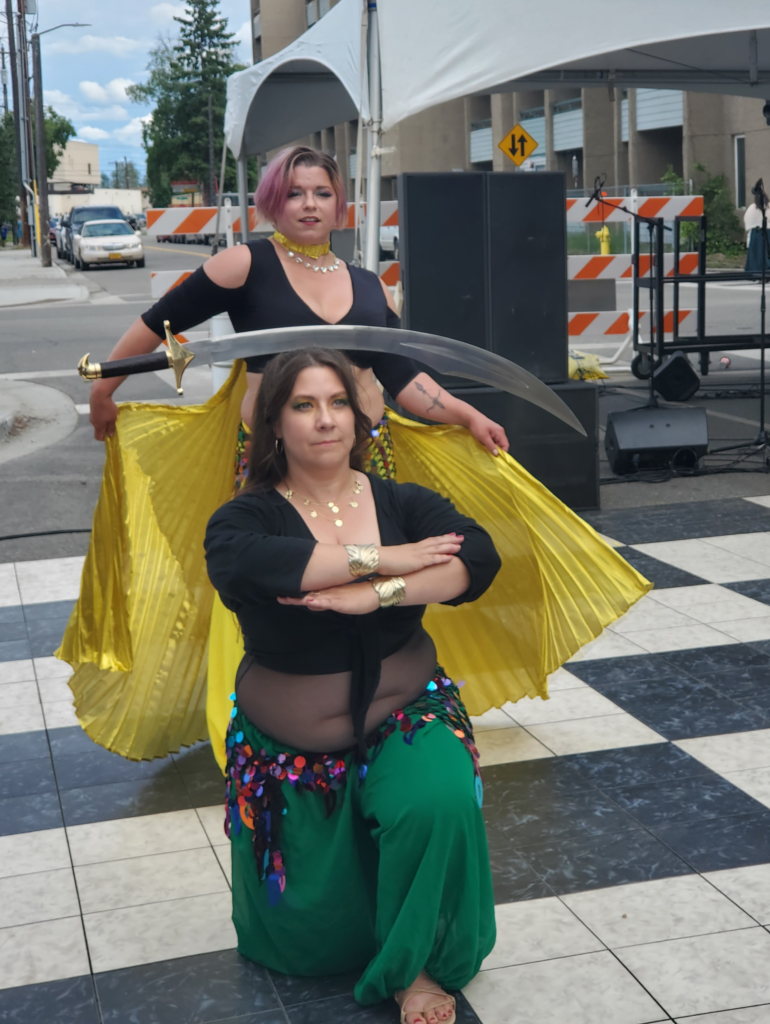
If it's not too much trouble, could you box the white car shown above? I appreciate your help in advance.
[74,219,145,269]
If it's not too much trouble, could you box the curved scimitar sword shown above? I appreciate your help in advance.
[78,321,586,436]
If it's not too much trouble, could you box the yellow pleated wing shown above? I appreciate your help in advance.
[56,362,247,761]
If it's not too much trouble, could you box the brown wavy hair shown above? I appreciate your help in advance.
[242,350,373,493]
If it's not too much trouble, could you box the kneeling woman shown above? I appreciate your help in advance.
[204,350,501,1024]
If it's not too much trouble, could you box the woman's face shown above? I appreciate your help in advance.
[275,365,356,473]
[273,164,339,244]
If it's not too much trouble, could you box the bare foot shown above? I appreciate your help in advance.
[395,971,455,1024]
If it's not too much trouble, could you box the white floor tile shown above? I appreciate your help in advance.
[475,726,553,766]
[568,629,648,662]
[482,897,603,970]
[710,617,770,642]
[464,949,666,1024]
[0,679,40,709]
[526,713,664,756]
[722,766,770,809]
[67,809,210,866]
[76,847,229,914]
[196,805,229,848]
[0,828,71,880]
[676,730,770,774]
[214,845,231,887]
[0,564,21,608]
[744,495,770,509]
[615,927,770,1018]
[15,556,85,605]
[37,676,73,703]
[674,1008,770,1024]
[562,875,755,948]
[705,864,770,926]
[609,596,698,635]
[0,703,45,735]
[546,668,588,692]
[34,656,74,680]
[504,688,622,726]
[470,707,518,732]
[647,584,736,609]
[0,917,89,988]
[42,700,79,730]
[0,659,35,684]
[619,623,738,654]
[706,532,770,569]
[84,891,236,973]
[0,868,80,929]
[631,540,769,584]
[662,594,770,625]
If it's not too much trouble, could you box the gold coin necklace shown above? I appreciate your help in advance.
[284,476,363,527]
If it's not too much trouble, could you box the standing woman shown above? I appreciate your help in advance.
[204,348,500,1023]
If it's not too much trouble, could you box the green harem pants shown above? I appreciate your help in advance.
[230,707,496,1005]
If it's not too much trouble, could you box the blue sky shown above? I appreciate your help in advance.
[25,0,252,180]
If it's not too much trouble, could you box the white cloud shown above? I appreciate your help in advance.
[79,79,135,105]
[77,127,111,141]
[43,89,129,123]
[113,115,152,145]
[43,89,82,120]
[150,3,186,23]
[45,35,145,58]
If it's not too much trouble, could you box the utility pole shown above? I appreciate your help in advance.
[31,31,49,265]
[1,47,8,114]
[5,0,27,247]
[17,0,35,253]
[124,156,129,190]
[207,93,215,206]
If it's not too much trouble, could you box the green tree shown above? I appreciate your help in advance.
[109,159,143,189]
[30,106,76,178]
[692,163,743,255]
[0,112,18,230]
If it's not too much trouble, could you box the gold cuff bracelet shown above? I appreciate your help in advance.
[372,575,406,608]
[344,543,379,577]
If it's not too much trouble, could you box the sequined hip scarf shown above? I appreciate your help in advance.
[224,668,480,906]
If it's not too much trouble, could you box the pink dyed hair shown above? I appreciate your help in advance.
[255,146,347,228]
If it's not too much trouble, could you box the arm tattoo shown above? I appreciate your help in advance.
[415,381,445,412]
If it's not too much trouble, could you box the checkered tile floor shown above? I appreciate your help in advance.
[3,497,770,1023]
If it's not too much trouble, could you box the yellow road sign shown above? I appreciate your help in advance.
[498,124,538,166]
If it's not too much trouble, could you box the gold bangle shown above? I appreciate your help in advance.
[344,543,379,577]
[372,575,406,608]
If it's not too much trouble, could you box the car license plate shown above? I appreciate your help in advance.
[109,253,122,259]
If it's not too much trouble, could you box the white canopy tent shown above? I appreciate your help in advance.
[224,0,770,267]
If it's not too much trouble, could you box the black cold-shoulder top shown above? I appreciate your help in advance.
[204,474,501,752]
[141,238,420,397]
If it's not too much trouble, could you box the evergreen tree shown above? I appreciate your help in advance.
[0,112,17,229]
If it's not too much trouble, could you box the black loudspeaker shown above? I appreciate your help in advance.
[653,351,700,402]
[486,173,568,383]
[604,406,709,475]
[446,382,599,510]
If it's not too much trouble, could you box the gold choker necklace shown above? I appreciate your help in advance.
[272,231,330,259]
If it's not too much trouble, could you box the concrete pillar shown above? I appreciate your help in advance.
[627,89,639,186]
[613,90,628,187]
[491,93,515,172]
[544,90,557,171]
[582,88,616,188]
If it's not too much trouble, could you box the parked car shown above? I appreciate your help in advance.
[49,217,60,245]
[380,225,399,261]
[60,205,128,263]
[73,219,145,269]
[54,215,68,253]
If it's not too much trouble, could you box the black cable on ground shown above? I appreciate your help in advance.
[0,528,92,543]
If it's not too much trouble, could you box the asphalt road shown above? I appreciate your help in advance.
[2,241,770,565]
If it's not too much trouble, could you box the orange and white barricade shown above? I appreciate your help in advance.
[566,196,703,223]
[568,253,700,280]
[569,309,695,338]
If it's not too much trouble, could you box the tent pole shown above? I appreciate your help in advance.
[364,0,382,273]
[238,153,250,244]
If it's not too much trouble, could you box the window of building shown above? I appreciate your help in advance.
[735,135,746,207]
[87,163,91,175]
[306,0,330,26]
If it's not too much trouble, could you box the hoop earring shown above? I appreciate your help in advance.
[274,438,283,454]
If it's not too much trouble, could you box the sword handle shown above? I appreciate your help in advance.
[77,321,196,395]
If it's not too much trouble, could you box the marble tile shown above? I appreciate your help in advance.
[669,596,770,625]
[67,808,209,865]
[705,863,770,925]
[475,726,553,766]
[181,770,225,809]
[517,827,692,895]
[487,788,641,847]
[0,704,50,740]
[23,599,77,623]
[744,495,770,509]
[609,596,699,635]
[76,847,229,914]
[268,969,363,1009]
[619,623,738,654]
[674,1008,770,1024]
[584,498,770,545]
[94,948,279,1024]
[676,730,770,773]
[0,867,80,927]
[286,993,452,1023]
[15,556,85,606]
[482,896,603,970]
[470,706,518,732]
[723,766,770,809]
[0,728,50,766]
[0,916,90,988]
[34,656,74,680]
[613,550,708,589]
[653,810,770,872]
[563,742,714,789]
[567,630,648,662]
[0,564,21,608]
[486,828,555,904]
[0,791,63,836]
[546,667,588,691]
[0,679,40,708]
[196,804,229,848]
[567,653,679,686]
[607,774,765,827]
[463,949,666,1024]
[0,975,100,1024]
[214,843,232,887]
[42,700,80,730]
[482,757,590,807]
[712,617,770,642]
[562,873,755,948]
[0,639,32,663]
[0,604,25,624]
[37,676,73,703]
[0,619,28,643]
[726,579,770,608]
[29,620,72,659]
[647,583,735,608]
[615,927,770,1018]
[525,713,664,756]
[171,740,219,777]
[597,532,625,547]
[707,532,770,568]
[631,539,769,584]
[53,745,175,790]
[84,891,236,973]
[0,659,35,683]
[47,725,98,758]
[504,688,622,726]
[663,644,770,673]
[0,827,70,878]
[59,773,192,826]
[0,754,56,798]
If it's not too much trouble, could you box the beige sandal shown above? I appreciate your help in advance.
[395,985,457,1024]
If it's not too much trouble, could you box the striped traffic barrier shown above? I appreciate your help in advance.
[568,253,700,280]
[569,309,695,337]
[566,195,703,223]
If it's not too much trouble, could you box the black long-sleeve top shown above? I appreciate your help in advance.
[204,474,501,751]
[141,238,421,397]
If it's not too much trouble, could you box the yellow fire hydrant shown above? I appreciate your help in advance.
[595,224,611,255]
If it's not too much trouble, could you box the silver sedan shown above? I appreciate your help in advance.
[74,220,145,269]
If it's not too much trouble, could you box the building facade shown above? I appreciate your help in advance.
[248,0,770,212]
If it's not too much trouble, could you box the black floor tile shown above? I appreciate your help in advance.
[481,758,590,807]
[0,752,56,798]
[52,746,177,790]
[653,810,770,872]
[724,579,770,606]
[96,948,280,1024]
[28,619,72,658]
[182,770,225,808]
[562,743,715,788]
[60,773,192,826]
[516,828,693,895]
[0,729,49,764]
[0,604,24,624]
[693,664,770,694]
[206,1014,286,1024]
[0,638,32,661]
[566,653,679,686]
[172,740,220,776]
[749,639,770,660]
[284,992,479,1024]
[0,619,28,643]
[0,790,63,835]
[582,498,770,544]
[607,775,767,827]
[486,826,556,903]
[269,970,363,1008]
[611,695,770,740]
[613,550,707,589]
[0,975,100,1023]
[485,788,641,846]
[48,725,102,757]
[590,673,717,702]
[662,644,770,673]
[23,599,76,623]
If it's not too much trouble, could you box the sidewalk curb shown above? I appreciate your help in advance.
[0,379,79,466]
